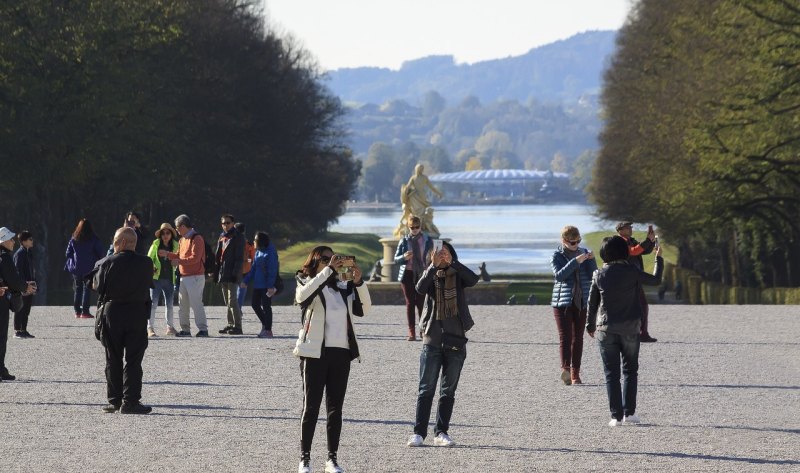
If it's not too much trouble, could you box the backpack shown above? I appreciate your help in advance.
[192,234,217,275]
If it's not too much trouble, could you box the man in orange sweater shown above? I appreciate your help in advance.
[616,221,658,342]
[160,214,209,337]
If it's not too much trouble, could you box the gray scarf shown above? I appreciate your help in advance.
[410,233,425,281]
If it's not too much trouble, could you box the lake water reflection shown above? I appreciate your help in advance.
[330,204,613,274]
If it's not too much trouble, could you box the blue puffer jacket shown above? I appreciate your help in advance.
[394,233,433,282]
[550,245,597,308]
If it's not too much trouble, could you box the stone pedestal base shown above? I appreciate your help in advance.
[378,237,400,282]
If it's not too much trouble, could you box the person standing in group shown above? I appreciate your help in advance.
[160,214,208,337]
[125,211,149,255]
[407,241,479,448]
[13,231,37,339]
[147,223,180,337]
[587,235,663,426]
[215,214,245,335]
[293,246,370,473]
[0,227,36,381]
[65,218,106,318]
[550,225,597,385]
[394,215,432,341]
[235,222,255,310]
[615,221,658,342]
[91,227,154,414]
[242,231,278,338]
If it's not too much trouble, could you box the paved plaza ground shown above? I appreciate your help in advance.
[0,304,798,472]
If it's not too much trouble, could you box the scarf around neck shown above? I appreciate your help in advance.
[434,266,458,320]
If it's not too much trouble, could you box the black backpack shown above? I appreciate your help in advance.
[193,234,217,275]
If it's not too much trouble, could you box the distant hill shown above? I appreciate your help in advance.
[326,30,617,105]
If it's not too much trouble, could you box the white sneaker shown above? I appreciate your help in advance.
[608,418,622,427]
[407,434,423,447]
[623,414,641,424]
[324,458,344,473]
[298,458,311,473]
[433,432,455,447]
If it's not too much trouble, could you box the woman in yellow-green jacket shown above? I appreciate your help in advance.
[147,223,180,337]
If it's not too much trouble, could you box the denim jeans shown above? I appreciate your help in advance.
[597,331,640,420]
[150,278,175,330]
[72,274,91,314]
[414,343,467,438]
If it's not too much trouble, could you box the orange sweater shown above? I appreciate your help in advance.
[167,232,206,276]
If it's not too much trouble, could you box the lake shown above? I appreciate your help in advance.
[330,204,613,274]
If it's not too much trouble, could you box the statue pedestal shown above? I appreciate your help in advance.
[378,237,400,282]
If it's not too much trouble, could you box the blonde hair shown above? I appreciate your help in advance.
[561,225,580,241]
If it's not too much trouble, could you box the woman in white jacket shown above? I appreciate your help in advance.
[294,246,371,473]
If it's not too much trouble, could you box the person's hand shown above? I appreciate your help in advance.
[0,287,6,296]
[351,264,363,284]
[433,249,451,268]
[328,255,345,271]
[157,249,169,257]
[404,250,413,261]
[576,252,593,264]
[171,260,179,267]
[267,287,277,297]
[588,330,595,338]
[647,226,656,242]
[25,282,36,295]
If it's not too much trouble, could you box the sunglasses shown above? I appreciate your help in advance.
[409,226,421,230]
[319,255,332,264]
[565,239,581,245]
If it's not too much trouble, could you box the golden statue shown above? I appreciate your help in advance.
[393,164,443,238]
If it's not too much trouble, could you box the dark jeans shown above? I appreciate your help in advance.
[597,331,640,421]
[72,274,91,314]
[639,288,651,337]
[553,305,586,371]
[401,271,424,332]
[0,306,9,374]
[251,287,273,331]
[300,347,351,454]
[104,306,149,405]
[414,343,467,438]
[13,295,34,331]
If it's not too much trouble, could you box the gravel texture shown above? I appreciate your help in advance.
[0,304,798,472]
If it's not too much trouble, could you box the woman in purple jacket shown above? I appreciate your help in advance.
[64,218,106,318]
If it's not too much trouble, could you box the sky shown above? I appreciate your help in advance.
[261,0,633,71]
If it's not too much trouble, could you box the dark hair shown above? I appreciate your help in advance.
[599,235,629,263]
[72,218,96,242]
[254,231,270,249]
[234,222,246,235]
[221,214,235,222]
[18,231,32,242]
[300,245,333,278]
[126,211,141,221]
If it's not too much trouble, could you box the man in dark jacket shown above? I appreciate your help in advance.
[91,227,154,414]
[587,235,662,427]
[216,214,245,335]
[616,221,658,342]
[0,227,35,381]
[13,231,37,338]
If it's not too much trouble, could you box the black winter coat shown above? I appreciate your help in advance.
[0,248,27,313]
[215,229,244,283]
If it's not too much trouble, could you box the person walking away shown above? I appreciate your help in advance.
[242,231,278,338]
[215,214,245,335]
[615,221,658,342]
[160,214,209,337]
[147,223,180,337]
[0,227,36,381]
[394,215,432,341]
[293,247,371,473]
[91,227,155,414]
[65,218,106,318]
[235,222,255,310]
[13,231,37,338]
[587,235,663,427]
[550,225,597,385]
[408,241,479,448]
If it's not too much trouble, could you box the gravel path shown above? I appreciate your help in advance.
[0,304,798,472]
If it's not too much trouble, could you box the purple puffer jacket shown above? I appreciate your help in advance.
[64,236,106,277]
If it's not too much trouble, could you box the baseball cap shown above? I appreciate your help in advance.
[0,227,16,244]
[615,221,633,232]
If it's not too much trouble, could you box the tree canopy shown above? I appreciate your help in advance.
[0,0,358,301]
[593,0,800,288]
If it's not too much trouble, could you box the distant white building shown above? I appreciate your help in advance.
[429,169,574,203]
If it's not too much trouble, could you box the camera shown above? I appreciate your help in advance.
[337,256,356,281]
